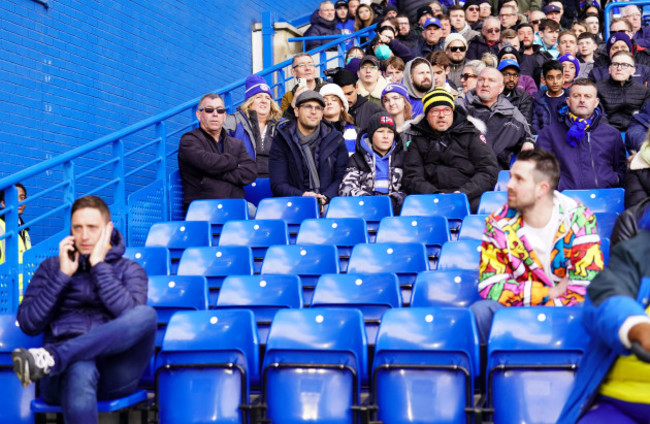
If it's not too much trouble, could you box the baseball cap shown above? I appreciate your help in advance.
[498,59,520,71]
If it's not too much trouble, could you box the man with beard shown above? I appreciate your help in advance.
[518,23,552,85]
[445,33,469,88]
[499,59,533,123]
[395,13,420,49]
[402,57,433,118]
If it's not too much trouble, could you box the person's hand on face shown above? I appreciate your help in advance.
[89,221,113,267]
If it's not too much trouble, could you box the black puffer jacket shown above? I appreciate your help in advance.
[624,154,650,209]
[349,96,384,133]
[466,35,500,61]
[611,197,650,246]
[503,87,534,124]
[401,109,498,212]
[596,77,650,132]
[304,10,340,51]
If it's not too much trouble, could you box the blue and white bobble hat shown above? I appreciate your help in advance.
[244,75,272,101]
[381,83,410,101]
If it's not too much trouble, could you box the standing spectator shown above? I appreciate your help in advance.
[357,55,389,105]
[304,1,341,51]
[467,16,502,60]
[395,13,420,49]
[320,83,358,153]
[577,32,598,79]
[499,59,534,123]
[281,53,326,119]
[332,68,384,132]
[402,57,434,117]
[354,3,375,33]
[558,30,578,56]
[415,17,445,58]
[449,5,479,41]
[559,53,580,89]
[381,83,413,132]
[463,0,482,30]
[445,33,469,88]
[536,78,626,191]
[537,18,561,58]
[532,60,566,134]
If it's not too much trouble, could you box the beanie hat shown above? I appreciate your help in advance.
[422,88,455,116]
[607,32,632,54]
[245,75,272,101]
[558,53,580,76]
[366,112,396,141]
[333,68,358,86]
[319,83,350,112]
[381,83,410,101]
[345,57,362,74]
[444,33,468,51]
[497,45,521,63]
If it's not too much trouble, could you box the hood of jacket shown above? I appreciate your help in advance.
[402,58,434,99]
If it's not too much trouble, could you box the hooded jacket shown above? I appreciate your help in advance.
[223,110,279,177]
[268,119,349,199]
[304,10,341,51]
[17,228,148,345]
[536,106,627,191]
[401,108,498,212]
[466,34,501,60]
[596,77,650,132]
[402,58,434,117]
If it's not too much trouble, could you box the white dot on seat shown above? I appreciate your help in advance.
[252,182,257,187]
[216,251,222,258]
[260,280,267,287]
[433,198,439,203]
[425,314,434,323]
[315,315,324,323]
[359,201,365,206]
[135,253,142,259]
[287,202,293,207]
[590,194,596,199]
[386,248,394,254]
[476,246,482,252]
[300,249,307,256]
[537,313,547,322]
[168,281,176,288]
[331,223,338,229]
[254,224,260,230]
[217,204,223,209]
[454,276,461,283]
[355,279,363,286]
[411,220,418,226]
[180,226,186,232]
[210,316,218,324]
[14,320,20,327]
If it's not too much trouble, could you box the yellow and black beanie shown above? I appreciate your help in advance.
[422,88,455,116]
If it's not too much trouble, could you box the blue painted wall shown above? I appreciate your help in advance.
[0,0,319,241]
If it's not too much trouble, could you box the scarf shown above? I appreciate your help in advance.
[297,125,321,192]
[566,111,592,147]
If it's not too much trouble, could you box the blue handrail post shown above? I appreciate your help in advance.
[319,50,328,79]
[156,121,169,222]
[262,11,275,85]
[112,139,126,237]
[5,184,19,311]
[62,160,76,235]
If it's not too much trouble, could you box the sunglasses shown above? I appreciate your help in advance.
[200,107,226,114]
[466,6,479,11]
[448,46,467,52]
[530,19,541,25]
[460,73,477,79]
[485,28,501,34]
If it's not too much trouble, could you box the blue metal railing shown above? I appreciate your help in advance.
[0,17,378,312]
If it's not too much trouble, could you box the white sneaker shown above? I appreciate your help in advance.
[12,347,55,387]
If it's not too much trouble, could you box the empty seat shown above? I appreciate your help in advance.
[486,307,588,424]
[376,215,450,268]
[145,221,212,273]
[437,239,482,271]
[244,177,272,206]
[296,217,368,272]
[477,191,507,215]
[124,246,170,276]
[260,244,340,304]
[563,188,625,214]
[371,307,480,424]
[347,242,428,305]
[261,308,367,424]
[157,310,259,424]
[185,199,249,244]
[168,169,185,221]
[401,193,470,232]
[177,246,253,305]
[494,169,510,191]
[410,270,481,308]
[216,274,303,343]
[595,212,618,239]
[458,214,489,240]
[326,196,393,241]
[255,196,319,242]
[218,219,289,273]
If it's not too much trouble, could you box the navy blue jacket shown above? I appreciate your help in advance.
[626,100,650,153]
[536,107,627,191]
[17,229,148,345]
[531,88,567,135]
[304,11,341,51]
[268,119,349,199]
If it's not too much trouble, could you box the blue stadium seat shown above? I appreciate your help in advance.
[244,178,272,206]
[261,308,367,424]
[311,273,401,345]
[601,237,610,267]
[255,196,319,242]
[595,212,618,239]
[296,217,368,272]
[401,193,470,233]
[477,191,507,215]
[371,308,480,424]
[156,310,259,424]
[376,215,450,268]
[218,219,289,273]
[185,199,249,244]
[145,221,212,273]
[437,240,483,271]
[326,195,393,241]
[260,244,339,305]
[124,246,171,276]
[486,307,589,424]
[347,242,428,305]
[216,274,303,343]
[494,169,510,191]
[0,314,42,424]
[177,246,253,305]
[168,169,184,221]
[410,270,481,308]
[31,391,149,422]
[458,214,489,240]
[563,188,625,214]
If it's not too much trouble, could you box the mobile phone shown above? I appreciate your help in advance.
[68,245,77,262]
[296,77,306,88]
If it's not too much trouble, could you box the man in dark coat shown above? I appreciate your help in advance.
[304,1,341,51]
[332,68,383,133]
[268,91,349,210]
[499,59,534,124]
[466,16,502,60]
[402,88,498,212]
[12,195,157,423]
[178,93,258,210]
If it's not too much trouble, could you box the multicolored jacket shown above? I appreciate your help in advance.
[478,191,603,307]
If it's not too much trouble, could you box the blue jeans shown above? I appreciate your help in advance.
[469,299,503,344]
[39,305,157,424]
[578,396,650,423]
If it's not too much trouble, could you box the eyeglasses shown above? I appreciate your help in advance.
[300,104,324,112]
[397,21,410,26]
[429,107,453,116]
[460,73,477,79]
[610,62,634,69]
[200,107,226,114]
[530,19,541,25]
[448,46,467,52]
[485,28,501,34]
[499,13,516,17]
[361,65,378,70]
[466,6,479,11]
[502,72,520,78]
[293,63,315,69]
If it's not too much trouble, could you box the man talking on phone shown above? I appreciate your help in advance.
[11,195,156,424]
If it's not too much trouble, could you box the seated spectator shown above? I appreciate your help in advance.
[412,5,435,34]
[348,0,360,18]
[624,138,650,209]
[395,14,420,50]
[224,75,281,178]
[402,88,498,212]
[459,59,486,95]
[559,53,579,89]
[449,5,479,41]
[402,57,434,117]
[427,51,461,97]
[536,78,626,191]
[383,56,406,83]
[463,0,481,30]
[529,9,546,36]
[572,21,587,38]
[597,51,650,132]
[543,3,563,27]
[345,46,365,65]
[537,19,561,59]
[331,68,384,132]
[11,195,157,422]
[335,0,355,35]
[281,53,326,119]
[532,60,566,134]
[269,91,349,212]
[354,3,375,36]
[623,4,650,49]
[339,112,407,213]
[518,23,552,86]
[357,56,389,105]
[499,4,519,31]
[582,12,604,48]
[558,30,578,56]
[178,94,257,210]
[626,100,650,154]
[577,32,598,78]
[304,1,341,51]
[497,44,537,95]
[590,32,650,85]
[415,17,445,58]
[439,14,453,39]
[320,83,358,153]
[610,197,650,246]
[467,16,502,60]
[498,59,534,124]
[470,149,603,343]
[381,83,413,133]
[499,28,520,51]
[444,33,469,88]
[460,67,535,169]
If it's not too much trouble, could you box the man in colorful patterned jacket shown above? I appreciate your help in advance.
[470,149,604,343]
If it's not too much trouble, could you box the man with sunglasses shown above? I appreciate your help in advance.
[444,33,469,88]
[467,16,502,60]
[178,93,257,210]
